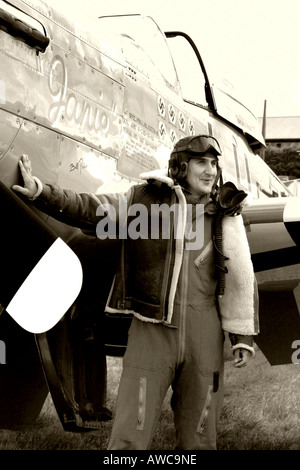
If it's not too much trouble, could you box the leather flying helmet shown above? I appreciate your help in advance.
[168,135,222,184]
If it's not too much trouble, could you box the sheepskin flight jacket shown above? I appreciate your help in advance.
[32,170,259,355]
[105,171,259,356]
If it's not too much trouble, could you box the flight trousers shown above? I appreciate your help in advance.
[107,298,224,450]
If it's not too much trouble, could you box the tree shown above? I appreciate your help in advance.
[264,143,300,179]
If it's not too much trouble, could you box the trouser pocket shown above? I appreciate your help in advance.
[189,302,224,375]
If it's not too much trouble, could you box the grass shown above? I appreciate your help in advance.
[1,339,300,451]
[218,345,300,450]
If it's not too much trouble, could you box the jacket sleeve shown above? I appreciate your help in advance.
[218,214,260,336]
[229,332,255,356]
[33,179,134,232]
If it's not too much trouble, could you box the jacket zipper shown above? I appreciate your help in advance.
[160,194,176,321]
[120,187,134,303]
[177,249,189,366]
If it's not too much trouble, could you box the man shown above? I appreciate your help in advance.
[13,135,259,450]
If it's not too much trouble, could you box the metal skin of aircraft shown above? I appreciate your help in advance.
[0,0,300,433]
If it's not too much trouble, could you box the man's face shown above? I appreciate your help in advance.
[185,154,218,196]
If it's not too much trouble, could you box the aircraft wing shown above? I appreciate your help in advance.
[0,181,83,430]
[243,196,300,365]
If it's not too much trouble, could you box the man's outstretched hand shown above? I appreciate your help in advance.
[12,154,38,199]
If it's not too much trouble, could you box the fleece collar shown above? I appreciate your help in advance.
[139,169,175,188]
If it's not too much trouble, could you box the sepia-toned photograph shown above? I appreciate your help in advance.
[0,0,300,463]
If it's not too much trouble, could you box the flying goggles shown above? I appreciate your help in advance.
[171,135,222,158]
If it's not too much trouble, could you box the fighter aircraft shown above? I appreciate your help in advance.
[1,0,300,432]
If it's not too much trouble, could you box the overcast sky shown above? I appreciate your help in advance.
[51,0,300,119]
